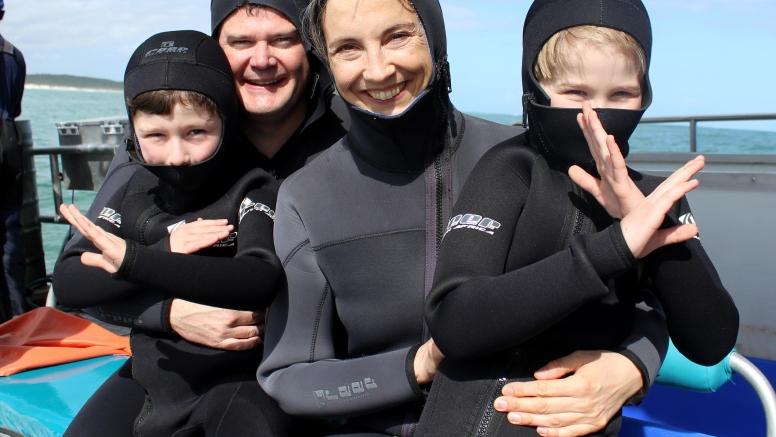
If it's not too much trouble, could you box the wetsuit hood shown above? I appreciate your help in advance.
[522,0,652,174]
[341,0,454,173]
[124,30,238,193]
[211,0,308,41]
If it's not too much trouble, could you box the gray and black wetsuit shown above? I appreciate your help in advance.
[259,2,669,435]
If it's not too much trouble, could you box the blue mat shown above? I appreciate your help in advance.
[0,355,127,437]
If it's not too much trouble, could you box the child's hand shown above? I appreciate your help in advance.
[569,101,644,219]
[59,204,127,274]
[414,338,445,385]
[620,156,705,258]
[169,218,234,254]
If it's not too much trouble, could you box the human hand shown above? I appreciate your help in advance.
[169,299,264,351]
[59,203,126,274]
[620,156,704,258]
[569,101,644,219]
[169,218,233,254]
[494,351,643,437]
[414,338,445,385]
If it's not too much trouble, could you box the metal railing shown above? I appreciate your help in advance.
[26,144,118,224]
[640,113,776,153]
[513,113,776,153]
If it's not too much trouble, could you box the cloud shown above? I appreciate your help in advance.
[1,0,211,79]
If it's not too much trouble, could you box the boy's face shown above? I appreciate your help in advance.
[133,102,222,166]
[540,41,642,110]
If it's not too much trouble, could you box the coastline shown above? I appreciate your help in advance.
[24,84,122,93]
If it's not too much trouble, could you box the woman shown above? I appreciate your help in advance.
[259,0,666,435]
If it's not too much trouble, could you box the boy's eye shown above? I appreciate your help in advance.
[567,90,587,96]
[189,129,206,136]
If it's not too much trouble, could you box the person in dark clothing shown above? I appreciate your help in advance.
[54,30,291,437]
[0,0,28,322]
[259,0,669,435]
[416,1,739,436]
[64,0,350,351]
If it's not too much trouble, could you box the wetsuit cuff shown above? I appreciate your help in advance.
[112,239,138,280]
[611,346,650,406]
[161,298,174,334]
[148,235,171,252]
[609,221,638,269]
[578,224,637,280]
[405,344,428,399]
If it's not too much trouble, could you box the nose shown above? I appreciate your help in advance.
[249,41,277,70]
[166,139,191,166]
[362,47,395,85]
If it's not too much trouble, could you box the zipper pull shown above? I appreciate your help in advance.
[522,93,534,128]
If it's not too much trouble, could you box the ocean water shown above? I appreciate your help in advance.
[20,88,776,271]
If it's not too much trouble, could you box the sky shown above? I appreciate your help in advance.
[2,0,776,130]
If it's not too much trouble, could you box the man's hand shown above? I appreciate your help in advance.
[169,299,264,351]
[414,338,445,385]
[169,218,233,254]
[494,351,643,437]
[59,203,126,274]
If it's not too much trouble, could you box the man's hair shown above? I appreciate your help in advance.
[303,0,415,59]
[534,25,646,83]
[127,90,220,119]
[214,3,265,40]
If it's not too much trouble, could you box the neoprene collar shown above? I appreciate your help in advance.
[522,0,653,174]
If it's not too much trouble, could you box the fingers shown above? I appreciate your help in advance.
[81,252,118,274]
[217,337,262,351]
[534,350,600,380]
[502,377,587,399]
[229,324,260,339]
[650,156,704,200]
[657,224,699,246]
[568,166,601,200]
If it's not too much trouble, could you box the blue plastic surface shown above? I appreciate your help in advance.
[621,417,714,437]
[654,340,734,392]
[0,355,127,437]
[625,356,776,437]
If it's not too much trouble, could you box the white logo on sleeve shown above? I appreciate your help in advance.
[678,213,700,240]
[239,197,275,223]
[444,213,501,237]
[97,207,122,228]
[312,377,378,408]
[167,220,186,234]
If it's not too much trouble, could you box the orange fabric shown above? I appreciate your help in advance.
[0,307,131,376]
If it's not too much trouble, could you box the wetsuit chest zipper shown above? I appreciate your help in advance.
[476,377,508,437]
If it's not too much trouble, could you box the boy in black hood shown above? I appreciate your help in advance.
[418,1,739,436]
[53,30,291,437]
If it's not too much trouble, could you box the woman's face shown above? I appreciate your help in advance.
[322,0,433,116]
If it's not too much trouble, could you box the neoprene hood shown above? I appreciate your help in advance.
[124,30,237,192]
[211,0,307,37]
[522,0,653,174]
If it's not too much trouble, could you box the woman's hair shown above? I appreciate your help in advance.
[303,0,415,59]
[127,90,220,119]
[534,25,646,83]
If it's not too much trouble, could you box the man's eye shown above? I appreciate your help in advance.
[391,32,409,41]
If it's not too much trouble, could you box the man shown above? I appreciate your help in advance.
[66,0,349,349]
[0,0,28,322]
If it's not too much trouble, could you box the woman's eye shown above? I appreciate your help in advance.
[333,44,356,54]
[391,32,409,41]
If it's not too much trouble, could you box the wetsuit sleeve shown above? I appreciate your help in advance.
[53,181,144,309]
[258,186,423,419]
[639,194,739,366]
[112,182,282,311]
[426,147,638,360]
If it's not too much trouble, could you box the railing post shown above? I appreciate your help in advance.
[689,119,697,153]
[19,120,49,305]
[49,153,64,223]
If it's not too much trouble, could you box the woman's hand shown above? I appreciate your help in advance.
[59,203,126,274]
[414,338,445,385]
[169,218,233,254]
[619,156,704,258]
[569,101,643,219]
[494,351,643,437]
[169,299,264,351]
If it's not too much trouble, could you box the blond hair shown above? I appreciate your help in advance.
[534,25,646,83]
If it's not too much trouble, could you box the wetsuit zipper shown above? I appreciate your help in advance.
[476,377,508,437]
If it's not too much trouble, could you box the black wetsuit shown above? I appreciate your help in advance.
[259,3,668,435]
[415,141,739,437]
[52,30,298,437]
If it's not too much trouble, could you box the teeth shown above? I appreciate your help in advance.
[250,79,281,86]
[367,84,403,101]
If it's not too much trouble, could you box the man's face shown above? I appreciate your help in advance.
[218,7,310,121]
